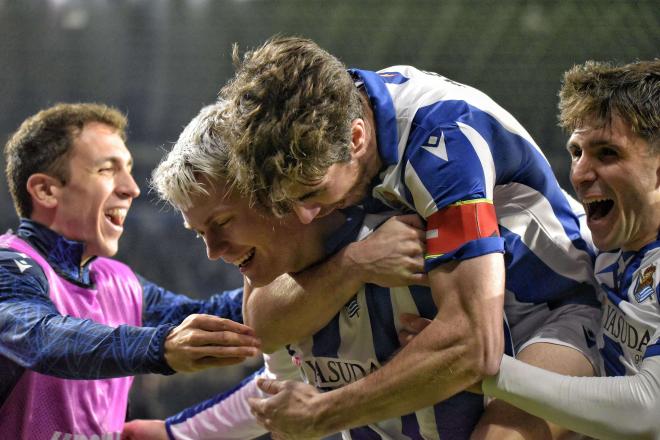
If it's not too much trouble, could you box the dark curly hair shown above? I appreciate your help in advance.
[219,36,363,215]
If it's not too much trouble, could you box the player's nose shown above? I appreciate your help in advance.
[292,203,323,224]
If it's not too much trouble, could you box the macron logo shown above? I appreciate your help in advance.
[14,259,32,273]
[582,325,596,348]
[421,133,448,161]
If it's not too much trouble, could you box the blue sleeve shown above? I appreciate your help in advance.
[140,276,243,326]
[403,107,507,267]
[0,250,175,382]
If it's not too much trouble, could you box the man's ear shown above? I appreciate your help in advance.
[350,118,368,158]
[26,173,62,210]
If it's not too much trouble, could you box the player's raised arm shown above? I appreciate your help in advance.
[244,213,427,352]
[249,253,505,438]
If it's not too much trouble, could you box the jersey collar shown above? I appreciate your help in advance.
[323,206,366,256]
[349,68,400,167]
[15,219,94,285]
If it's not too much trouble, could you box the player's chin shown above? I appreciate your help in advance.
[243,271,278,288]
[94,239,120,258]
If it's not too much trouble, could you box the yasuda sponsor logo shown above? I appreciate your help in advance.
[301,356,379,388]
[602,303,650,357]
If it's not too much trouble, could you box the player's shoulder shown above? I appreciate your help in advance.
[636,246,660,287]
[0,248,48,290]
[641,243,660,266]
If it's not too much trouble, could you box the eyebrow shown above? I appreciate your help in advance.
[94,156,134,169]
[566,138,615,150]
[186,210,230,234]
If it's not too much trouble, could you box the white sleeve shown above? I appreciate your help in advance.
[166,349,300,440]
[482,355,660,440]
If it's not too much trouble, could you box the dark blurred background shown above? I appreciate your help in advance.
[1,0,658,422]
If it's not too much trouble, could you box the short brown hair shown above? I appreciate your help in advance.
[559,60,659,151]
[4,102,127,218]
[220,36,363,215]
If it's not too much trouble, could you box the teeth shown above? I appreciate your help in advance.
[105,208,128,226]
[232,249,255,267]
[582,197,610,204]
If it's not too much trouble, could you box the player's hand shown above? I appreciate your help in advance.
[164,314,261,372]
[249,379,325,440]
[121,419,167,440]
[346,214,427,287]
[398,313,432,346]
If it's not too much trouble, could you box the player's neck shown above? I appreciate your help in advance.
[359,99,382,180]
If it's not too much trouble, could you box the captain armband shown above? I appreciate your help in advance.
[425,199,499,259]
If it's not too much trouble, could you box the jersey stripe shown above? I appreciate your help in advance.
[434,392,485,439]
[311,314,341,361]
[349,426,384,439]
[400,414,423,440]
[409,285,437,319]
[365,284,398,364]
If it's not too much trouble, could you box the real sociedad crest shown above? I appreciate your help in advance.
[634,264,656,303]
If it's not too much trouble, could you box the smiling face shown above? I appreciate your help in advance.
[181,176,330,287]
[50,121,140,261]
[567,115,660,252]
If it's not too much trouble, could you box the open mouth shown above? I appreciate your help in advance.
[235,249,255,268]
[105,208,127,227]
[584,199,614,221]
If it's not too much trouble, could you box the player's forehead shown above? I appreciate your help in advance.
[182,178,256,228]
[71,122,132,163]
[568,116,639,150]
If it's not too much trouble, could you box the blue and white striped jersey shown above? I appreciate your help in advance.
[595,235,660,377]
[167,211,504,440]
[351,66,599,324]
[285,283,485,439]
[283,212,501,440]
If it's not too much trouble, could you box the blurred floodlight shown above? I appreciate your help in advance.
[48,0,69,8]
[190,0,212,6]
[60,7,89,30]
[521,4,550,34]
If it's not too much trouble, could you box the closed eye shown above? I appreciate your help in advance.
[297,189,323,203]
[212,217,231,229]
